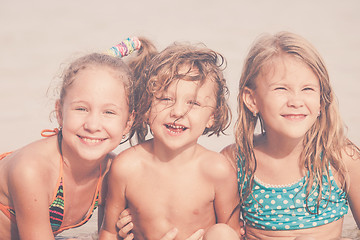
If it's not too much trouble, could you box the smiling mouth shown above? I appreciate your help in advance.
[78,136,106,144]
[282,114,306,120]
[164,124,188,134]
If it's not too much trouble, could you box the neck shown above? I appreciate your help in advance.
[150,138,199,164]
[260,132,304,161]
[60,147,103,184]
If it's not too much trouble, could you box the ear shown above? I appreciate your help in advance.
[123,111,135,135]
[55,100,63,127]
[206,113,215,129]
[242,87,258,114]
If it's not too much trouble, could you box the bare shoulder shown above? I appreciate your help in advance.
[110,140,151,175]
[342,143,360,176]
[199,146,236,180]
[6,137,59,196]
[220,143,236,160]
[220,143,237,170]
[8,137,58,175]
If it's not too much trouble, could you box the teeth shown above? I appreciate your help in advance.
[82,137,102,143]
[167,124,185,129]
[288,115,303,119]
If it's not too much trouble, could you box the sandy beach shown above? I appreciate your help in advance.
[1,0,359,239]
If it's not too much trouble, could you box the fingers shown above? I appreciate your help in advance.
[117,209,133,239]
[186,229,205,240]
[239,219,246,236]
[159,228,204,240]
[117,221,134,239]
[160,228,178,240]
[119,208,131,218]
[122,232,135,240]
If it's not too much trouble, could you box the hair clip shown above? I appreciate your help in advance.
[105,37,141,58]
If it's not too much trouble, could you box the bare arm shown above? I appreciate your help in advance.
[220,144,246,238]
[9,158,55,240]
[212,154,242,236]
[99,157,128,240]
[116,213,204,240]
[344,146,360,228]
[98,170,109,232]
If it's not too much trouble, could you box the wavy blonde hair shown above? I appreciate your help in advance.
[235,31,357,211]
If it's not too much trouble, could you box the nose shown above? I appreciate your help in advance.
[170,101,188,118]
[84,112,101,132]
[287,93,304,108]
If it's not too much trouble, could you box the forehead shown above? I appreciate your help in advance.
[158,63,217,92]
[164,78,216,96]
[258,54,319,86]
[66,66,127,101]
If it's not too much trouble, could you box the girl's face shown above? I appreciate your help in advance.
[148,78,216,152]
[57,66,132,162]
[244,54,321,141]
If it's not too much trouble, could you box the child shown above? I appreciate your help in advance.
[0,38,139,239]
[99,39,242,240]
[219,31,360,239]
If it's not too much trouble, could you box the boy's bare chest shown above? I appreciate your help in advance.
[126,170,215,218]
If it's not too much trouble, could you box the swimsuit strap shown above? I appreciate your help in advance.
[0,152,12,159]
[49,156,65,232]
[41,128,60,137]
[0,153,16,221]
[0,130,103,234]
[41,128,63,156]
[53,164,102,234]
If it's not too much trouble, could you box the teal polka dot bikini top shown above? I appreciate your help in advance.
[237,155,349,231]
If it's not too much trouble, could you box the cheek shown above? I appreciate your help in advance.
[105,121,128,142]
[307,95,321,112]
[148,106,166,122]
[61,113,82,129]
[112,117,130,131]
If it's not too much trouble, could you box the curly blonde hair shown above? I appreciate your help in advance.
[128,38,231,143]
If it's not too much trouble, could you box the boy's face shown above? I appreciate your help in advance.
[148,77,216,152]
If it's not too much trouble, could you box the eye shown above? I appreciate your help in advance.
[105,110,116,115]
[75,107,87,112]
[188,100,200,106]
[274,87,287,91]
[303,87,315,91]
[157,96,174,103]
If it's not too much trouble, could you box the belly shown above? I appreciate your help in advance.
[245,218,344,240]
[125,170,217,239]
[128,202,216,240]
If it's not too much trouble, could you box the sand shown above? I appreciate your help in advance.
[1,0,359,239]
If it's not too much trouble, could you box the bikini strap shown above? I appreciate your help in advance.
[41,128,63,156]
[41,128,60,137]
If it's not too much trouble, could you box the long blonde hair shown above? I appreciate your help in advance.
[236,31,355,210]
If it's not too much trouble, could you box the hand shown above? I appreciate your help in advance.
[239,218,246,237]
[116,209,205,240]
[160,228,204,240]
[117,209,134,240]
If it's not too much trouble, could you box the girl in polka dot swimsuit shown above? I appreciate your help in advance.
[220,31,360,240]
